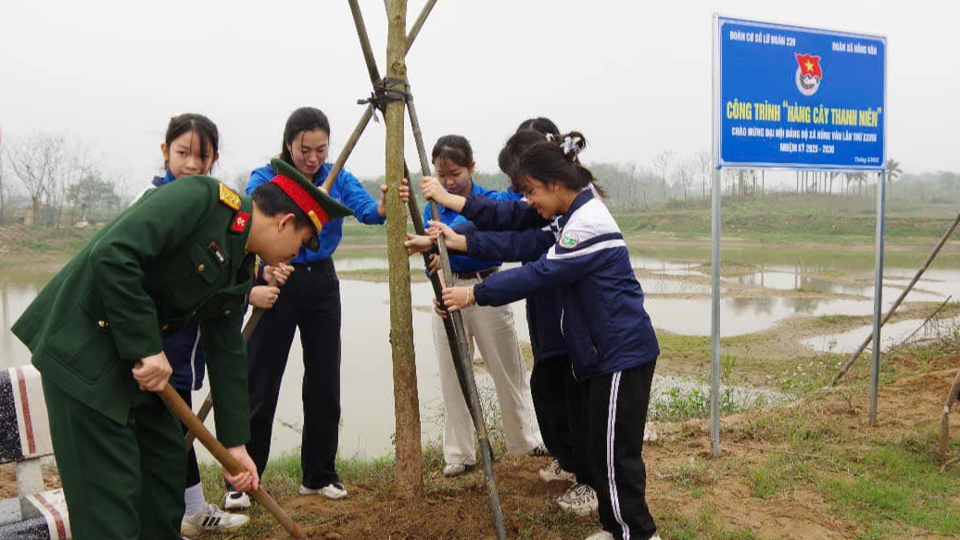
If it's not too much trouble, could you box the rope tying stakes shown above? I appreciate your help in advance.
[358,77,411,122]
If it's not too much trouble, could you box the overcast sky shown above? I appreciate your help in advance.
[1,0,958,194]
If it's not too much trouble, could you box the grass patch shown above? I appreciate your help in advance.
[820,432,960,538]
[658,506,764,540]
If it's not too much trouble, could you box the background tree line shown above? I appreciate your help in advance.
[1,130,946,228]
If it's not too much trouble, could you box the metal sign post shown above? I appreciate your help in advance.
[869,172,888,425]
[709,18,722,456]
[712,15,887,450]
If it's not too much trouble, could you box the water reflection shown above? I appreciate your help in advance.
[4,250,960,460]
[802,317,960,354]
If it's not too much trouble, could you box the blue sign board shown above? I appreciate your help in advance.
[716,17,886,171]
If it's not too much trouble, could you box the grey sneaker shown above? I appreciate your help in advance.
[181,503,250,536]
[539,459,576,483]
[584,531,614,540]
[557,483,598,516]
[299,482,348,500]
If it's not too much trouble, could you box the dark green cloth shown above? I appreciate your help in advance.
[42,377,186,540]
[13,175,255,446]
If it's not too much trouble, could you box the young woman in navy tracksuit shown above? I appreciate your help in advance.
[440,133,661,540]
[134,113,289,537]
[413,123,599,513]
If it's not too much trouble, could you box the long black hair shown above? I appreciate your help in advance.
[280,107,331,165]
[431,134,474,168]
[164,113,219,168]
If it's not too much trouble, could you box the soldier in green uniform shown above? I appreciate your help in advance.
[12,159,351,540]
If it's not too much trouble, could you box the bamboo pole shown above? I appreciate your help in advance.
[894,295,952,350]
[832,211,960,385]
[191,0,440,452]
[188,0,442,470]
[321,0,439,194]
[344,0,481,423]
[346,1,505,529]
[157,384,306,539]
[407,83,507,537]
[383,0,423,499]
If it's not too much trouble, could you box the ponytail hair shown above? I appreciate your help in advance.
[499,129,548,189]
[513,131,606,198]
[516,117,560,137]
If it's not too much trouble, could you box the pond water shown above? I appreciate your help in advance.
[3,243,960,462]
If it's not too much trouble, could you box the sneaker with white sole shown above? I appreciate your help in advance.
[442,463,477,478]
[539,459,576,483]
[299,482,348,499]
[181,503,250,536]
[528,445,551,457]
[584,531,614,540]
[223,491,251,510]
[557,483,598,516]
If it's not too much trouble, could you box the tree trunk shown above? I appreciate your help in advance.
[384,0,424,499]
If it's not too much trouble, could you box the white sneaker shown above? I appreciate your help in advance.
[299,482,348,499]
[442,463,477,478]
[557,483,599,516]
[539,459,576,483]
[223,491,251,510]
[181,503,250,536]
[584,531,614,540]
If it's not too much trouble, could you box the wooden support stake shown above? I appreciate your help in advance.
[833,211,960,385]
[346,2,505,527]
[321,0,439,194]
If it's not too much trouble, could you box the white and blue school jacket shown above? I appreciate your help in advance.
[452,198,566,360]
[473,190,659,379]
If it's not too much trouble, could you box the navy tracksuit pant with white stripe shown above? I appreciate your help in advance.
[584,359,658,540]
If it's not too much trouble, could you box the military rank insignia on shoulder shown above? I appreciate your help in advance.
[219,182,241,211]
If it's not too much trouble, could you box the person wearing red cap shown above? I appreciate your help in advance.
[225,107,409,508]
[11,158,349,540]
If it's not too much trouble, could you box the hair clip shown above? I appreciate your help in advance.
[560,135,583,157]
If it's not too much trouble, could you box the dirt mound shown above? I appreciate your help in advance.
[273,459,582,540]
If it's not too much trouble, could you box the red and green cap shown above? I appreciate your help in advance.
[268,158,352,251]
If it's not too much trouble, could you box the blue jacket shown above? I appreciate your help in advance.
[247,162,384,262]
[474,191,659,379]
[459,194,546,232]
[454,197,567,360]
[423,182,522,274]
[143,173,207,391]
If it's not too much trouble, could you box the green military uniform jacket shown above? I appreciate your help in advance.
[12,176,255,447]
